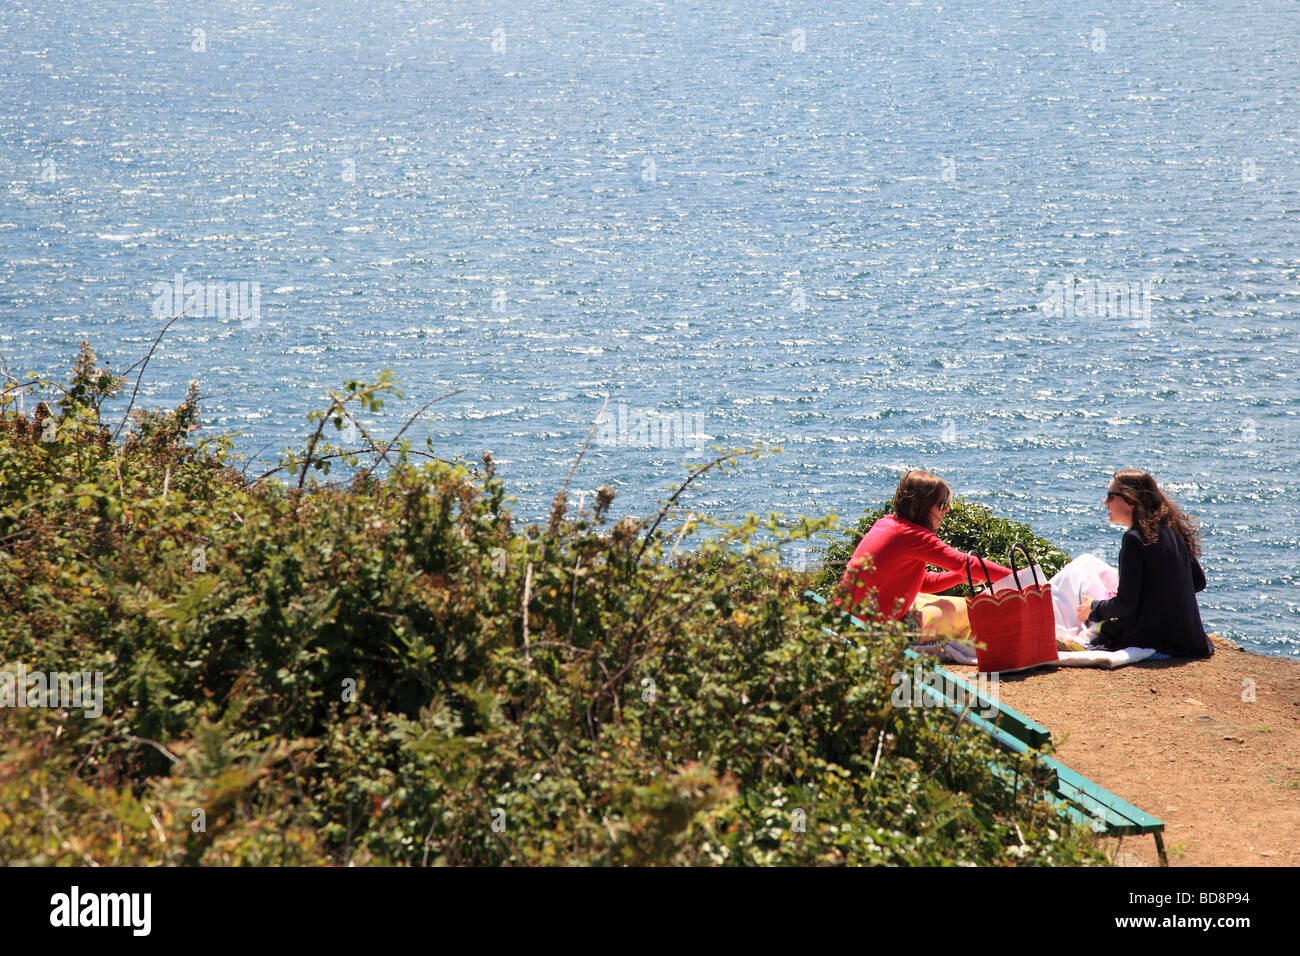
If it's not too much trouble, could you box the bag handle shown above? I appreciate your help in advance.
[1006,543,1042,590]
[965,552,995,593]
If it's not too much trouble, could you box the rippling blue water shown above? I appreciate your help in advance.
[2,1,1297,656]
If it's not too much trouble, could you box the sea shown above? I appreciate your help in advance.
[2,1,1297,657]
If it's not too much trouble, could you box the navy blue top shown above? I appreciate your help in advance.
[1087,525,1213,658]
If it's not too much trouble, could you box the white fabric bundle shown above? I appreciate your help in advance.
[1047,553,1118,646]
[1052,647,1158,668]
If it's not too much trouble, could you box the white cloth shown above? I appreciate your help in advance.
[1052,647,1157,669]
[1047,553,1118,646]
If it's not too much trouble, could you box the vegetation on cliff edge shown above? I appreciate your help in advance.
[0,343,1104,865]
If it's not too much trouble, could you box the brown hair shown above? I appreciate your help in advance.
[1110,468,1202,558]
[892,470,950,528]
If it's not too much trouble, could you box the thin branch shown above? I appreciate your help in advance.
[635,448,755,563]
[338,403,395,473]
[251,446,457,486]
[421,819,439,868]
[667,512,695,562]
[295,382,388,498]
[0,526,38,546]
[869,728,886,780]
[239,439,280,478]
[122,734,182,766]
[521,561,534,670]
[557,394,609,504]
[364,386,468,478]
[113,310,188,440]
[0,378,44,401]
[246,384,469,489]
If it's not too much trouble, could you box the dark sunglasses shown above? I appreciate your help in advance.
[1105,491,1128,503]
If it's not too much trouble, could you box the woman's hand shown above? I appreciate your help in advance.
[1076,598,1093,625]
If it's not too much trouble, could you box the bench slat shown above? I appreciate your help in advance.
[1045,758,1165,831]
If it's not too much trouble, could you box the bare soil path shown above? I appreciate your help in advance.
[948,645,1300,866]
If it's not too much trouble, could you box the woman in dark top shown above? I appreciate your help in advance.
[1075,469,1213,658]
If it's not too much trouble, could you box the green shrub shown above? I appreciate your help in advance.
[0,343,1103,866]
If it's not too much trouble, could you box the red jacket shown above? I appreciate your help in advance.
[836,514,1013,620]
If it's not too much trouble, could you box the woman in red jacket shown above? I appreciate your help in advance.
[837,470,1013,623]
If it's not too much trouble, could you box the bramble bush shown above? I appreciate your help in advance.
[0,342,1104,865]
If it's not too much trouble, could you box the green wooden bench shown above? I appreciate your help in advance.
[1044,756,1168,863]
[803,589,1168,865]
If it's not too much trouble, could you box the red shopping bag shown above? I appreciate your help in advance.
[966,544,1058,674]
